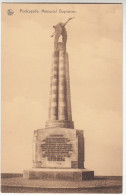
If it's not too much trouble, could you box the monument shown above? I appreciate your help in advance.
[23,18,94,180]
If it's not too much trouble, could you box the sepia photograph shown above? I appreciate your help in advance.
[1,2,123,193]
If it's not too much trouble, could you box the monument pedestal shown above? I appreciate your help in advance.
[24,127,94,180]
[23,168,94,180]
[32,128,84,169]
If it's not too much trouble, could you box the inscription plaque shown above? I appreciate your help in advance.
[41,135,73,161]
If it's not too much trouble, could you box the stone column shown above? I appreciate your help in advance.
[58,50,67,120]
[65,53,72,121]
[48,54,53,120]
[49,51,59,120]
[46,42,74,129]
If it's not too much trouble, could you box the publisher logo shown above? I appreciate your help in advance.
[7,9,14,16]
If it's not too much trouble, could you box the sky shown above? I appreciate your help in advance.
[1,3,122,176]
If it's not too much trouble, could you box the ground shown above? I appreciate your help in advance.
[1,174,122,193]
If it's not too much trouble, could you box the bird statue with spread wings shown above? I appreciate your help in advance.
[51,17,74,51]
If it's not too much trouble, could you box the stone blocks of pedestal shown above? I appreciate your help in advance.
[45,120,74,129]
[23,168,94,180]
[32,127,84,169]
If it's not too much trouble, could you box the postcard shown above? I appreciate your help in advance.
[1,3,123,193]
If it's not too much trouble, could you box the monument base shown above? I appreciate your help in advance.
[23,168,94,181]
